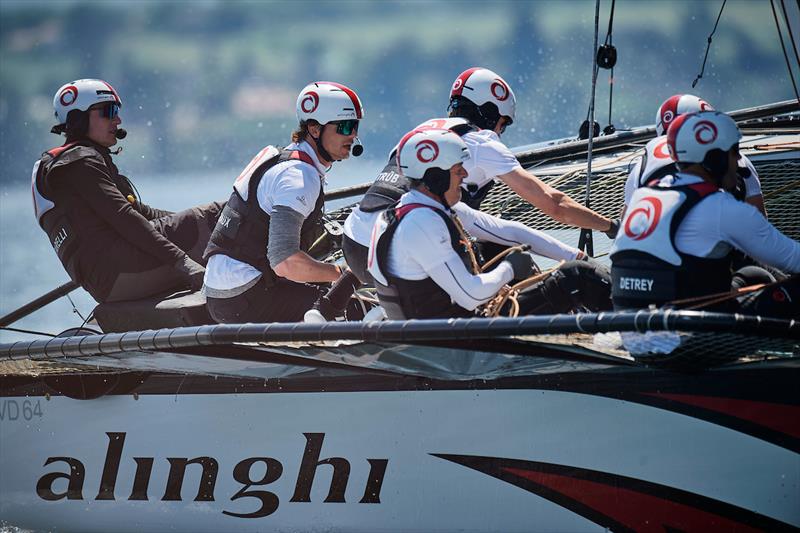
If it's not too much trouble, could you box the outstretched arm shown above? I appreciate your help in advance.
[452,202,580,261]
[498,167,613,231]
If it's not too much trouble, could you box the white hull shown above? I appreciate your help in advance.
[2,385,798,532]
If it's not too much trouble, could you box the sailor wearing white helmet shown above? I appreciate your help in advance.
[203,81,364,323]
[611,111,799,318]
[447,67,619,237]
[344,68,617,276]
[622,94,765,217]
[367,129,612,320]
[32,79,223,303]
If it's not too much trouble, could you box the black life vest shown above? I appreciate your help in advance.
[203,148,325,285]
[31,141,103,284]
[610,182,733,310]
[359,118,479,214]
[369,203,476,320]
[358,154,408,213]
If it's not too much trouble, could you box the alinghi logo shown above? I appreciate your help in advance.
[36,432,388,519]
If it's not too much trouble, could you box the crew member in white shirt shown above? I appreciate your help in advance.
[611,111,799,318]
[369,129,612,320]
[202,82,364,323]
[343,67,617,285]
[622,94,766,219]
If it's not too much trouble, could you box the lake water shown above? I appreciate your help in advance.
[0,156,611,344]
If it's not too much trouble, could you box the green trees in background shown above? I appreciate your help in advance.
[0,0,793,183]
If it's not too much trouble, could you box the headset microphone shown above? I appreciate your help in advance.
[115,128,128,140]
[351,137,363,157]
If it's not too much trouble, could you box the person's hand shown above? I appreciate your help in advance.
[604,218,620,239]
[504,250,536,281]
[174,255,206,291]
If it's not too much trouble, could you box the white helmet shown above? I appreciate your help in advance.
[52,79,122,132]
[667,111,741,175]
[296,81,364,125]
[449,67,516,123]
[396,128,469,182]
[655,94,713,136]
[387,117,473,157]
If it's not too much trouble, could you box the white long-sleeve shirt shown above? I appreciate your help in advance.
[370,190,573,311]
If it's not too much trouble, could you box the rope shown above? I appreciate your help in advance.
[479,244,530,273]
[692,0,727,88]
[770,0,800,103]
[761,178,800,200]
[667,274,797,310]
[752,141,800,151]
[482,262,565,318]
[450,213,482,275]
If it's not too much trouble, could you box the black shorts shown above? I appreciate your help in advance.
[206,276,323,324]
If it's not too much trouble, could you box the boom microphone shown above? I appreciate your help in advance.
[115,128,128,140]
[351,137,363,157]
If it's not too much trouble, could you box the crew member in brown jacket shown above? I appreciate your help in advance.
[32,78,222,303]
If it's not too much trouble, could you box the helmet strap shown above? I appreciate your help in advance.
[421,167,452,208]
[310,126,336,165]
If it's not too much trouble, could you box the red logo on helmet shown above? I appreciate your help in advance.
[653,140,671,159]
[421,119,447,130]
[624,196,663,241]
[490,78,510,101]
[452,79,463,92]
[300,91,319,114]
[416,139,439,163]
[59,85,78,107]
[694,120,718,145]
[661,110,674,126]
[699,99,711,111]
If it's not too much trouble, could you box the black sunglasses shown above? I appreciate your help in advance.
[95,102,120,120]
[332,119,359,136]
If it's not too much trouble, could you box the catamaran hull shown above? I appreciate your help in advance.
[2,378,798,532]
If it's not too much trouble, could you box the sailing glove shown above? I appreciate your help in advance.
[604,218,620,239]
[174,255,206,291]
[504,251,537,281]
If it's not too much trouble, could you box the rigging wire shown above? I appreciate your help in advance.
[691,0,727,88]
[778,0,800,73]
[0,326,57,338]
[578,0,602,256]
[603,0,617,133]
[66,292,88,325]
[771,0,800,104]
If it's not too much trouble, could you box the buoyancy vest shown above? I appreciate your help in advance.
[359,118,479,213]
[636,137,677,189]
[31,141,105,284]
[368,203,476,320]
[203,147,325,285]
[610,182,733,310]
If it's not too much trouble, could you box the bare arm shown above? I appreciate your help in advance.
[267,205,340,283]
[498,167,612,231]
[274,251,341,283]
